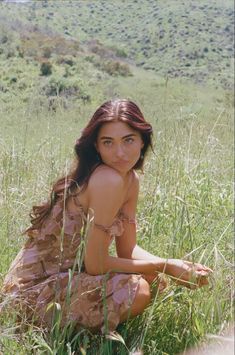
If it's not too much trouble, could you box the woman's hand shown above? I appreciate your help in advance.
[166,259,213,289]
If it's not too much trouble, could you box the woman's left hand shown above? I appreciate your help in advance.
[167,259,213,289]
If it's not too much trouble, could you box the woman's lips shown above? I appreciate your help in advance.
[113,160,129,165]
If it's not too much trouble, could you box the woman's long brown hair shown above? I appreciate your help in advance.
[25,99,153,234]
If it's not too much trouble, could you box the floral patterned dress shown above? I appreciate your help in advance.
[1,191,142,333]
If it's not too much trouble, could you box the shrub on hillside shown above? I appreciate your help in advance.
[115,48,128,58]
[102,60,132,77]
[57,55,74,66]
[6,49,15,58]
[16,45,24,58]
[43,47,52,59]
[88,56,132,77]
[40,61,52,76]
[42,76,91,103]
[42,76,68,96]
[0,83,8,93]
[90,44,106,57]
[0,35,8,44]
[9,77,17,84]
[84,55,96,63]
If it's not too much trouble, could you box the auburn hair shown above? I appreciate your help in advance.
[25,99,153,233]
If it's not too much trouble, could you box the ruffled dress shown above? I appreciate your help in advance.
[1,191,142,333]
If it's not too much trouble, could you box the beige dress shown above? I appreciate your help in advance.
[1,191,142,333]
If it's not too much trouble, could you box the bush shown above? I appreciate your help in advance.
[42,76,91,103]
[115,48,128,58]
[43,47,52,58]
[40,61,52,76]
[102,60,132,76]
[0,83,8,93]
[84,55,95,63]
[10,77,17,84]
[43,77,66,96]
[6,50,15,58]
[89,56,132,77]
[16,45,24,58]
[1,35,8,44]
[57,55,74,66]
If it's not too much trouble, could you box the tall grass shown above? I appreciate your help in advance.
[0,75,234,354]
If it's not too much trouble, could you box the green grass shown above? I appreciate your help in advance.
[0,72,233,354]
[0,1,234,354]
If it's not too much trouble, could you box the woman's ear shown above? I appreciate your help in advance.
[94,142,99,152]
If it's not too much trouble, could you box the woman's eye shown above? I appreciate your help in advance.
[125,138,134,144]
[103,140,112,146]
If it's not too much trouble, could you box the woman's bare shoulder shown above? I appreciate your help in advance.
[86,165,126,215]
[88,165,125,191]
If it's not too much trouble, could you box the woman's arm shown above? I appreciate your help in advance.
[84,167,166,276]
[115,172,163,264]
[131,244,162,261]
[84,167,213,287]
[115,175,213,288]
[88,254,167,276]
[131,245,212,288]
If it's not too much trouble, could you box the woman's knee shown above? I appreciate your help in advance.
[139,276,151,299]
[119,277,151,323]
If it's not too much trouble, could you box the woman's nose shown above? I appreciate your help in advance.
[115,144,125,158]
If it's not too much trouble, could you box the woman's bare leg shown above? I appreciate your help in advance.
[119,277,151,323]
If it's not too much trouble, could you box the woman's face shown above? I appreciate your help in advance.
[96,121,144,175]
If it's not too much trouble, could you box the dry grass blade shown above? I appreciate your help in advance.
[105,330,126,346]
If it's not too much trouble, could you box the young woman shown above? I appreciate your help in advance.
[2,99,212,333]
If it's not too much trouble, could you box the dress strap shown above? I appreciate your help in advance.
[94,219,124,238]
[93,210,136,237]
[94,223,111,234]
[118,210,136,224]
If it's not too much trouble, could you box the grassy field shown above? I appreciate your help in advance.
[0,1,234,354]
[0,0,234,90]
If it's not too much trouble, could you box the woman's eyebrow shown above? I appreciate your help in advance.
[100,133,137,140]
[100,136,114,140]
[122,133,136,139]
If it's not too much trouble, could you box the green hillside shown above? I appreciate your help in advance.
[0,1,234,354]
[0,0,234,110]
